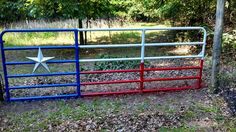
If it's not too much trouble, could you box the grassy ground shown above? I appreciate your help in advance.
[0,20,236,131]
[0,89,235,131]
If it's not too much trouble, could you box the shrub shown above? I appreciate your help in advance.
[93,54,150,70]
[222,30,236,53]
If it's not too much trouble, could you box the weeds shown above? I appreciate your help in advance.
[92,54,150,71]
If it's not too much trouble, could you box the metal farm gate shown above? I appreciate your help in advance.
[0,27,207,101]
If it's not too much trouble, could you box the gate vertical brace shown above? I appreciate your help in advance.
[0,33,10,101]
[74,30,81,97]
[197,28,207,89]
[140,29,145,92]
[198,59,204,89]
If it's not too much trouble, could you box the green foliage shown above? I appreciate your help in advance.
[222,30,236,53]
[1,0,235,29]
[0,0,219,25]
[0,0,235,58]
[0,0,27,24]
[0,0,113,23]
[92,54,150,70]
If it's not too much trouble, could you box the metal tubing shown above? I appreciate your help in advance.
[74,30,81,97]
[201,28,207,59]
[198,59,204,88]
[82,85,195,97]
[0,34,10,101]
[79,57,141,62]
[9,83,77,89]
[81,80,140,85]
[7,72,76,78]
[0,27,207,101]
[144,76,200,82]
[9,94,78,101]
[80,69,140,74]
[144,55,201,60]
[6,66,201,79]
[80,44,141,48]
[79,42,204,49]
[145,42,204,46]
[6,60,76,65]
[140,63,144,91]
[144,66,201,71]
[78,27,206,32]
[141,30,146,63]
[79,55,202,63]
[4,46,75,50]
[1,29,76,35]
[82,90,142,96]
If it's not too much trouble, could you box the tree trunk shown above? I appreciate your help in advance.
[84,18,89,45]
[108,16,111,40]
[211,0,225,93]
[78,19,84,45]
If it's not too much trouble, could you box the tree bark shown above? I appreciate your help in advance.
[108,15,111,40]
[84,18,89,45]
[211,0,225,93]
[78,19,84,45]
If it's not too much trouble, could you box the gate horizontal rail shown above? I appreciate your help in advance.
[0,27,207,101]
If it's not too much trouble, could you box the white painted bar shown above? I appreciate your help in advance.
[141,30,146,63]
[145,55,202,60]
[79,44,141,48]
[77,27,207,62]
[201,28,207,59]
[79,55,202,62]
[145,42,204,46]
[78,27,206,32]
[79,42,204,49]
[79,57,141,62]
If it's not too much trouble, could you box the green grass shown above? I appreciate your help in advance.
[2,96,235,131]
[3,99,123,131]
[181,102,221,121]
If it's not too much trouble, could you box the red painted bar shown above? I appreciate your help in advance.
[80,69,140,74]
[144,76,200,82]
[80,66,201,75]
[81,79,140,85]
[80,59,203,96]
[197,59,204,89]
[82,85,195,97]
[144,66,201,71]
[139,63,144,91]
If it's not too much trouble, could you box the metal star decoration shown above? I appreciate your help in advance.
[26,48,54,73]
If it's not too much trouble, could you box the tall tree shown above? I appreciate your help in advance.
[0,0,27,24]
[211,0,225,93]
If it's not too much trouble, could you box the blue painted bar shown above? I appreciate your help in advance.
[4,45,75,50]
[6,60,76,65]
[9,83,77,89]
[74,30,81,97]
[0,28,79,101]
[7,72,76,78]
[1,28,77,35]
[0,32,10,101]
[9,94,78,101]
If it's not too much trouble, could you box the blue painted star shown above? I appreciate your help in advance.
[26,48,54,73]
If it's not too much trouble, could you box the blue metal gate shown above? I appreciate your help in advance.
[0,29,81,101]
